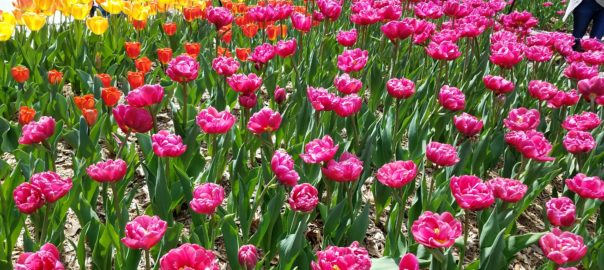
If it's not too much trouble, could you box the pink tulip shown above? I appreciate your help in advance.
[238,245,259,270]
[501,11,538,33]
[582,51,604,66]
[381,21,413,42]
[87,159,128,183]
[563,130,595,154]
[190,183,225,215]
[504,108,540,131]
[438,85,465,111]
[300,135,339,164]
[412,19,436,44]
[307,87,339,111]
[399,253,419,270]
[288,183,319,212]
[317,0,342,20]
[539,228,587,265]
[546,197,576,227]
[504,130,555,162]
[274,86,286,104]
[386,78,415,99]
[336,29,357,47]
[426,41,461,61]
[29,171,72,203]
[113,105,154,133]
[290,12,311,32]
[411,211,462,249]
[566,174,604,200]
[414,1,443,19]
[19,116,56,145]
[15,243,64,270]
[227,73,263,93]
[212,56,240,77]
[525,45,553,62]
[547,90,580,109]
[430,29,461,44]
[453,113,483,137]
[121,215,167,250]
[334,73,362,94]
[334,94,362,117]
[13,183,45,214]
[239,92,258,109]
[196,107,236,134]
[271,149,300,187]
[563,62,598,81]
[450,175,494,210]
[483,75,515,95]
[487,177,527,203]
[311,242,371,270]
[443,0,470,18]
[276,39,297,58]
[152,130,187,157]
[528,80,558,101]
[159,243,219,270]
[322,152,363,182]
[166,54,199,83]
[247,108,282,134]
[250,43,276,65]
[337,49,369,73]
[206,7,233,29]
[378,1,402,20]
[489,43,523,69]
[426,142,459,167]
[376,160,417,188]
[126,84,164,107]
[562,112,601,131]
[577,76,604,101]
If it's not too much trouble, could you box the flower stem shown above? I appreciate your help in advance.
[110,183,124,236]
[182,82,189,128]
[40,203,53,243]
[459,210,470,269]
[145,249,151,270]
[116,131,130,158]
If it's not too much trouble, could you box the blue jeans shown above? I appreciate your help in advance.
[573,0,604,40]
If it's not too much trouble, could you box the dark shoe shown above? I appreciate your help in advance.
[573,42,585,52]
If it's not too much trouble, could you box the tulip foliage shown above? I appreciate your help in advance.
[0,0,603,269]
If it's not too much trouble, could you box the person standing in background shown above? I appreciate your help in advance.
[564,0,604,52]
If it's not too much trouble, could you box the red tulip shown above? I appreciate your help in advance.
[47,69,63,85]
[127,71,145,89]
[124,41,141,59]
[162,22,177,36]
[11,65,29,83]
[18,106,36,126]
[101,86,122,107]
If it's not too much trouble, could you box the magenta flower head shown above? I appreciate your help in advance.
[563,130,595,154]
[381,21,413,42]
[121,215,167,250]
[196,107,236,134]
[336,29,357,47]
[311,241,371,270]
[190,183,225,215]
[438,85,465,111]
[453,113,483,137]
[276,39,297,58]
[414,1,443,19]
[487,177,527,203]
[126,84,164,107]
[212,56,240,77]
[450,175,494,210]
[562,112,601,131]
[112,104,153,133]
[483,75,514,95]
[274,86,287,104]
[528,80,558,101]
[29,171,72,203]
[426,41,461,61]
[15,243,64,270]
[227,73,263,93]
[159,243,219,270]
[290,12,311,32]
[386,78,415,99]
[322,152,364,182]
[565,174,604,200]
[525,45,553,62]
[300,135,339,164]
[247,108,282,134]
[376,160,417,188]
[546,197,576,227]
[317,0,342,20]
[206,6,233,29]
[13,183,45,214]
[504,108,540,131]
[334,73,362,94]
[238,245,259,270]
[426,141,459,167]
[288,183,319,212]
[86,159,128,183]
[271,149,300,187]
[19,116,56,145]
[411,211,462,249]
[504,130,555,162]
[563,61,598,81]
[399,253,419,270]
[489,43,523,69]
[239,93,258,109]
[547,90,580,109]
[577,76,604,101]
[337,48,369,73]
[250,43,276,65]
[307,87,339,111]
[539,228,587,265]
[166,54,199,83]
[334,94,362,117]
[152,130,187,157]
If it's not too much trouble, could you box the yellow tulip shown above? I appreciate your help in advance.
[71,3,89,20]
[12,9,25,26]
[86,15,108,35]
[0,22,15,41]
[100,0,124,15]
[34,0,54,12]
[22,12,45,31]
[127,2,149,21]
[12,0,34,11]
[1,11,17,26]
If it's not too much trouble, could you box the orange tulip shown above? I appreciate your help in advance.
[101,86,122,107]
[96,73,112,87]
[183,6,202,22]
[235,47,250,62]
[18,106,36,125]
[127,71,145,89]
[11,65,29,83]
[124,41,141,59]
[241,23,258,38]
[185,42,201,58]
[135,57,152,73]
[47,69,63,85]
[163,22,177,36]
[217,46,232,57]
[82,108,98,126]
[74,94,95,111]
[157,48,173,64]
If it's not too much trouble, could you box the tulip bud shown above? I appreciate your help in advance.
[238,245,259,270]
[274,86,286,104]
[11,65,29,83]
[47,69,63,85]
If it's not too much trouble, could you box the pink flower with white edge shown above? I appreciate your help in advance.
[190,183,225,215]
[300,135,339,164]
